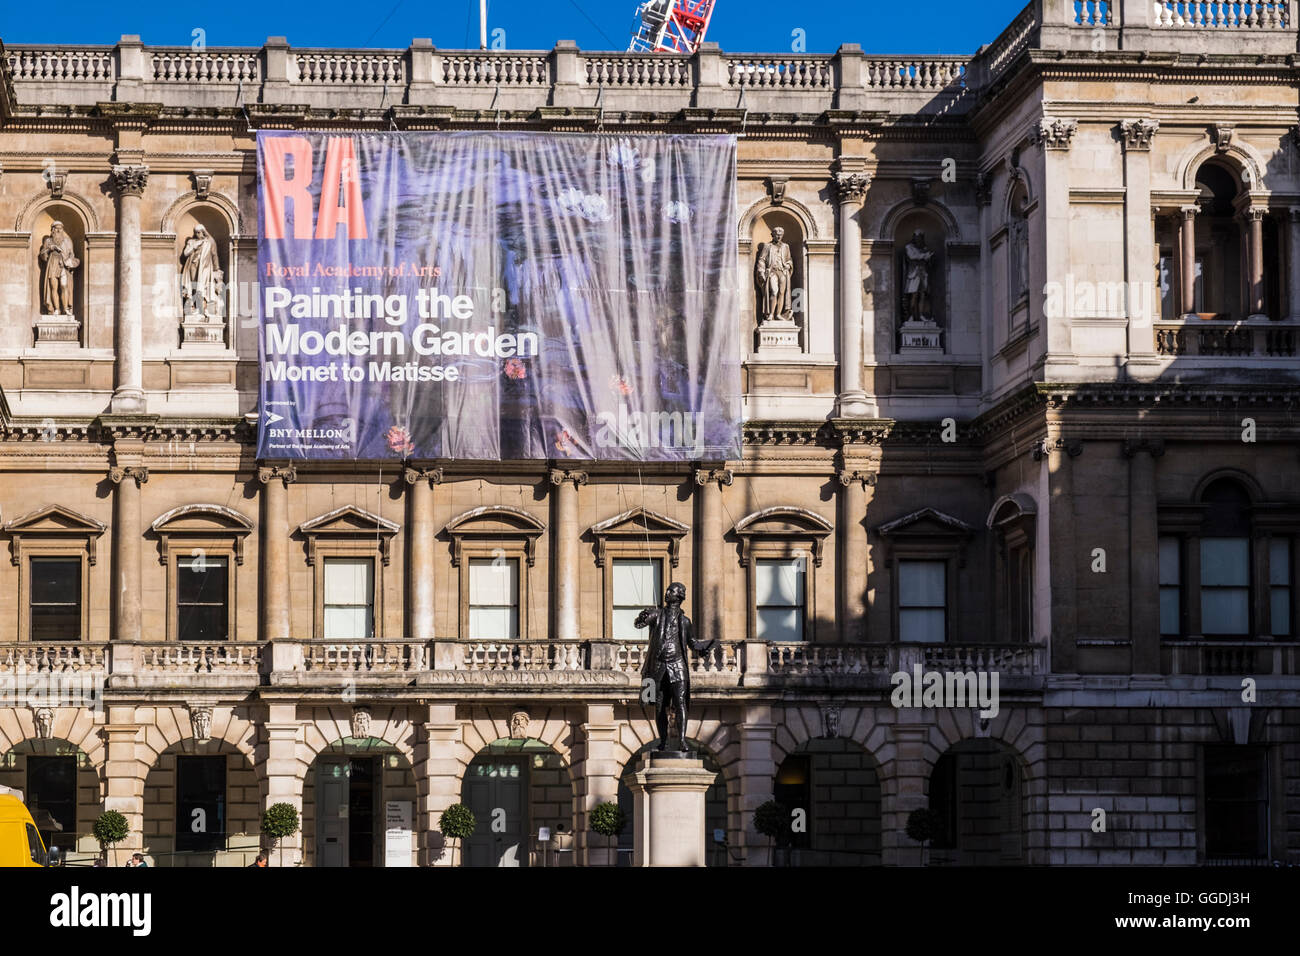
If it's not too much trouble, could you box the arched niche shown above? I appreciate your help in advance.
[30,202,89,347]
[173,203,233,347]
[892,207,948,353]
[750,207,806,352]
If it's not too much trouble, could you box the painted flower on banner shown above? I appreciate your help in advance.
[504,358,527,380]
[608,374,633,397]
[662,200,692,224]
[555,428,578,455]
[385,425,415,456]
[556,187,614,223]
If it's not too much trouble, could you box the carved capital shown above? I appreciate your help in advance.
[1244,205,1268,223]
[1031,117,1078,151]
[1119,118,1159,151]
[192,169,214,200]
[257,464,298,486]
[836,469,876,489]
[764,175,789,205]
[974,171,993,207]
[832,171,871,205]
[108,465,149,486]
[693,467,734,488]
[1032,437,1082,461]
[110,164,150,197]
[1180,203,1200,221]
[548,468,588,488]
[1210,123,1235,154]
[403,465,444,486]
[1122,438,1166,459]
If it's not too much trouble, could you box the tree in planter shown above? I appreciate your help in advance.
[905,807,941,867]
[439,803,476,867]
[261,802,301,868]
[93,810,129,868]
[753,800,789,867]
[589,801,626,866]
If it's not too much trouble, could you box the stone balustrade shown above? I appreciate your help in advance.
[1153,321,1298,358]
[0,641,105,673]
[1163,640,1300,675]
[1152,1,1290,27]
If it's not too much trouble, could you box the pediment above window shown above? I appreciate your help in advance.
[4,504,106,565]
[987,494,1036,550]
[588,507,688,567]
[877,507,974,538]
[151,503,254,565]
[444,505,545,567]
[733,506,833,566]
[299,505,400,566]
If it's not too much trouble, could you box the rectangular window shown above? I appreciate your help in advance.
[1270,538,1292,638]
[175,756,226,853]
[1204,745,1269,861]
[469,558,519,640]
[899,560,946,643]
[27,756,76,851]
[323,557,374,640]
[30,558,81,640]
[177,555,229,642]
[1159,537,1181,636]
[1200,538,1250,636]
[755,557,806,642]
[612,558,661,641]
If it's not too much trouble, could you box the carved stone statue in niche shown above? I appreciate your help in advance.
[181,224,221,315]
[903,230,934,323]
[1009,214,1029,300]
[754,226,794,323]
[39,221,80,316]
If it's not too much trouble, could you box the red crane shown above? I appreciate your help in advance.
[628,0,717,54]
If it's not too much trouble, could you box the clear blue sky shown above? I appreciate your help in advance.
[1,0,1029,55]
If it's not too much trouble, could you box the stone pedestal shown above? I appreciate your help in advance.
[756,318,801,353]
[180,309,227,348]
[898,318,943,352]
[627,752,717,867]
[34,314,81,347]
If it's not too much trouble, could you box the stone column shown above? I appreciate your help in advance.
[1288,209,1300,321]
[838,469,875,642]
[101,708,146,863]
[1119,119,1159,364]
[1245,205,1268,320]
[1179,204,1198,317]
[110,164,149,414]
[1034,118,1078,369]
[1125,440,1163,673]
[108,464,147,642]
[417,704,463,866]
[888,722,931,866]
[404,465,443,642]
[579,704,621,866]
[832,168,871,417]
[1040,436,1082,674]
[263,704,304,866]
[737,705,775,866]
[258,465,297,641]
[549,469,587,641]
[694,467,733,643]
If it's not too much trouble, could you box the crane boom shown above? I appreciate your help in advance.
[628,0,716,54]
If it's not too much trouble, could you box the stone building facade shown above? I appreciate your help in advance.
[0,0,1298,866]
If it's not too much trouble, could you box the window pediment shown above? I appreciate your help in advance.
[987,494,1036,550]
[445,505,545,567]
[151,503,254,566]
[877,508,974,539]
[5,504,106,565]
[299,505,400,566]
[733,506,833,567]
[588,507,688,567]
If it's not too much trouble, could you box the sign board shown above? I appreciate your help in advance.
[537,827,551,842]
[256,131,740,462]
[385,801,413,868]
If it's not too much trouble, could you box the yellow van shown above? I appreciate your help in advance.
[0,787,57,867]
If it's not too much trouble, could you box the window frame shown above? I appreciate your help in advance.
[753,554,809,644]
[5,505,104,643]
[151,504,252,643]
[467,555,521,641]
[734,507,832,644]
[877,508,973,645]
[321,555,377,641]
[609,555,666,643]
[897,558,948,644]
[445,506,545,641]
[299,506,398,641]
[589,507,686,642]
[28,556,84,643]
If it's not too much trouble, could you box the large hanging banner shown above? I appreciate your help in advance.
[256,131,740,461]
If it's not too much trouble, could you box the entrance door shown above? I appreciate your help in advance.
[463,757,526,867]
[317,761,349,867]
[348,758,376,867]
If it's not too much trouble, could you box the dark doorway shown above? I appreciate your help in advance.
[27,756,76,852]
[348,757,377,867]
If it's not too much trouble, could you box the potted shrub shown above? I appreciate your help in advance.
[589,801,626,866]
[753,800,789,867]
[905,807,940,866]
[93,810,129,868]
[261,802,301,868]
[439,803,475,867]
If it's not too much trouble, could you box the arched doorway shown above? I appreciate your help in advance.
[0,738,99,862]
[141,740,260,867]
[770,738,882,866]
[304,737,418,867]
[460,737,575,867]
[927,739,1025,866]
[615,741,729,866]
